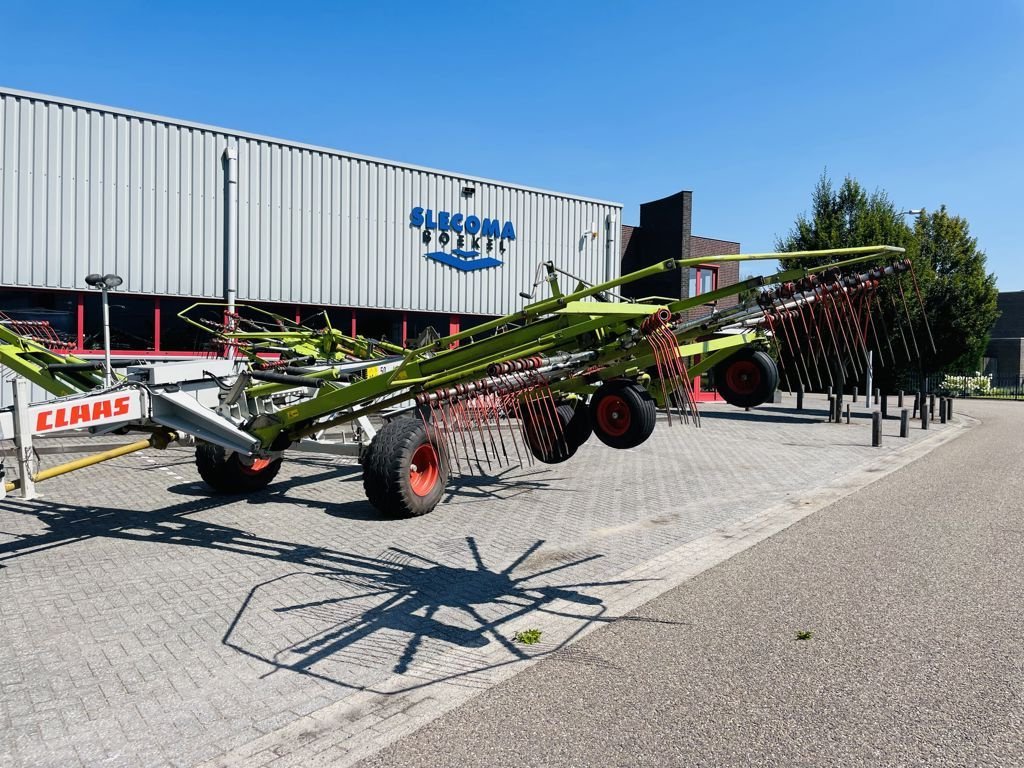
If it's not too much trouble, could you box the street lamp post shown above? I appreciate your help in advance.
[84,273,123,388]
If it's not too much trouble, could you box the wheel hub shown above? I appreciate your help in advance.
[409,443,440,497]
[239,456,272,476]
[725,360,761,396]
[596,395,631,437]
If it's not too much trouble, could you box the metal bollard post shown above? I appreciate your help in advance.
[874,388,880,405]
[929,393,936,419]
[845,403,851,424]
[872,411,882,446]
[940,397,947,424]
[898,390,904,408]
[946,398,953,421]
[922,402,930,430]
[852,386,858,403]
[912,393,919,418]
[900,408,909,438]
[881,393,888,420]
[827,395,835,422]
[796,384,804,411]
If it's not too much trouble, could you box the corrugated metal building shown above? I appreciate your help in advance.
[0,86,621,357]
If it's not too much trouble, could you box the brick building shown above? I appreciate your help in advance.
[620,190,742,400]
[620,190,740,321]
[985,291,1024,379]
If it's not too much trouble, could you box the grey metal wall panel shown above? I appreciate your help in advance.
[229,141,622,316]
[0,92,227,298]
[0,88,621,317]
[0,375,52,409]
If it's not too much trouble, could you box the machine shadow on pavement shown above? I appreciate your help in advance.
[224,537,649,695]
[0,477,645,697]
[0,455,567,564]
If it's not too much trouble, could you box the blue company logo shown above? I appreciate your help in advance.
[409,206,516,272]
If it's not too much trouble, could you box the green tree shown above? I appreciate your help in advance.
[914,206,999,372]
[775,172,998,383]
[776,173,914,263]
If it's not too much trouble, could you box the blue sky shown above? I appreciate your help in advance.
[2,1,1022,287]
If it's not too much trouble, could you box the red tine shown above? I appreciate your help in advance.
[466,392,492,471]
[907,260,936,353]
[451,399,477,475]
[647,324,673,426]
[541,384,568,455]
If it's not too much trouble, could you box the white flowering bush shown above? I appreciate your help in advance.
[939,372,992,396]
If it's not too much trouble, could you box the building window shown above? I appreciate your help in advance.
[0,290,77,344]
[159,298,221,352]
[84,294,155,351]
[406,313,449,346]
[688,265,718,299]
[458,315,504,340]
[355,309,402,344]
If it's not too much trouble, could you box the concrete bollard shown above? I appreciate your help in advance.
[874,388,880,405]
[872,411,882,446]
[845,403,851,424]
[940,397,947,424]
[922,402,930,430]
[898,390,904,408]
[900,408,909,438]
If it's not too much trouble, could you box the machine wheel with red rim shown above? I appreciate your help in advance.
[522,401,577,464]
[564,398,593,450]
[588,379,657,450]
[195,442,283,494]
[712,348,779,409]
[362,417,449,517]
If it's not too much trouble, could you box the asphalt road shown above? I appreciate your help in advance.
[357,399,1024,768]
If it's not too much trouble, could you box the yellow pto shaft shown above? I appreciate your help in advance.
[4,431,178,493]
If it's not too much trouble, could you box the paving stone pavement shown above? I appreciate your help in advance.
[0,395,967,768]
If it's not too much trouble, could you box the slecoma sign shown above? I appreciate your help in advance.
[409,207,516,272]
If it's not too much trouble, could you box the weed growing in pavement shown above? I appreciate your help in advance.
[795,630,814,641]
[513,628,543,645]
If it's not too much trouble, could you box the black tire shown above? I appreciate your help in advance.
[589,380,658,449]
[195,442,283,494]
[713,348,779,409]
[564,399,593,450]
[522,401,577,464]
[362,417,449,517]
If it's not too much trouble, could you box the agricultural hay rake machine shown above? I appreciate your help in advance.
[0,244,931,516]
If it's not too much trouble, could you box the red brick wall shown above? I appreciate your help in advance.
[690,236,740,260]
[691,236,740,308]
[618,194,742,318]
[621,224,636,261]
